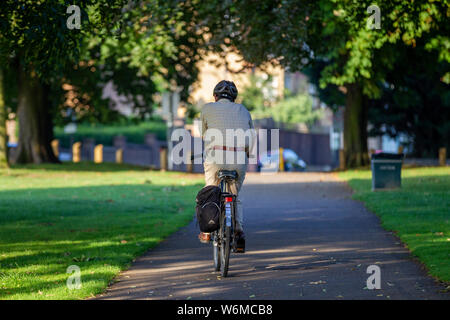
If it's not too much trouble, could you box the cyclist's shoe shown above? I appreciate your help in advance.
[198,232,211,244]
[235,231,245,253]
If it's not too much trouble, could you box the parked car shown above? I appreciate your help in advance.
[258,148,307,172]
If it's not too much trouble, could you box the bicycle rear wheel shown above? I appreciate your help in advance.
[220,225,231,277]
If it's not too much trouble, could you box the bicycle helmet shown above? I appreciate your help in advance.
[213,80,238,102]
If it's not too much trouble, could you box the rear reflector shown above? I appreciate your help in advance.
[225,197,233,202]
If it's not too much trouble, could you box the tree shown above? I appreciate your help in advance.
[271,93,323,125]
[14,63,59,164]
[75,0,209,120]
[0,69,7,168]
[239,73,323,125]
[0,0,128,163]
[318,0,449,165]
[201,0,449,167]
[368,40,450,157]
[200,0,367,165]
[239,74,274,117]
[0,1,207,163]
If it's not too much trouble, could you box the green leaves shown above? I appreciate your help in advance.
[270,93,323,125]
[202,0,448,99]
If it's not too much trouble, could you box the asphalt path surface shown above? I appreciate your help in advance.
[95,172,448,300]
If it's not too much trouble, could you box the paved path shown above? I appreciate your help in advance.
[95,173,448,300]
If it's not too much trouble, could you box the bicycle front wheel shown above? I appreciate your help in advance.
[220,225,231,277]
[213,232,220,271]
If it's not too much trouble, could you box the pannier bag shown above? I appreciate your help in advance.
[195,185,221,232]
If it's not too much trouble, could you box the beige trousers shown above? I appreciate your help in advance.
[204,161,247,232]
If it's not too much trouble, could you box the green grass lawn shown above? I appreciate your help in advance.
[0,163,203,300]
[339,167,450,283]
[54,120,167,148]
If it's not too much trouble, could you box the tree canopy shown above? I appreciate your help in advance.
[0,0,212,163]
[0,1,448,166]
[201,0,449,166]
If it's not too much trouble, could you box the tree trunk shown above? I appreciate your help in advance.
[0,68,8,168]
[13,64,59,164]
[343,83,369,168]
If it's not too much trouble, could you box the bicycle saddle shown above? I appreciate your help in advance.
[217,170,238,180]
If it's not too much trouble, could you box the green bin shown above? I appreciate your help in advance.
[371,153,404,191]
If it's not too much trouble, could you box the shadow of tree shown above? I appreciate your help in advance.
[0,181,203,299]
[8,162,152,172]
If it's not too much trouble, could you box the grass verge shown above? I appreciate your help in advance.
[54,120,167,148]
[339,166,450,283]
[0,163,203,299]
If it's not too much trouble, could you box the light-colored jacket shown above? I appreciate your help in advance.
[200,98,255,155]
[201,98,253,228]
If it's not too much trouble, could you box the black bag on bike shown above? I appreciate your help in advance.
[195,185,221,232]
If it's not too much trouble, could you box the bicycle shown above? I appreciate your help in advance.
[211,169,240,277]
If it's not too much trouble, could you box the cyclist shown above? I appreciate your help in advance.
[198,80,255,252]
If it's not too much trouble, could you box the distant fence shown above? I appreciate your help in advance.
[8,129,446,171]
[278,129,332,166]
[52,132,258,173]
[253,118,333,166]
[6,129,332,171]
[70,134,164,168]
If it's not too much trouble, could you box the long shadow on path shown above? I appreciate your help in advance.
[95,173,449,300]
